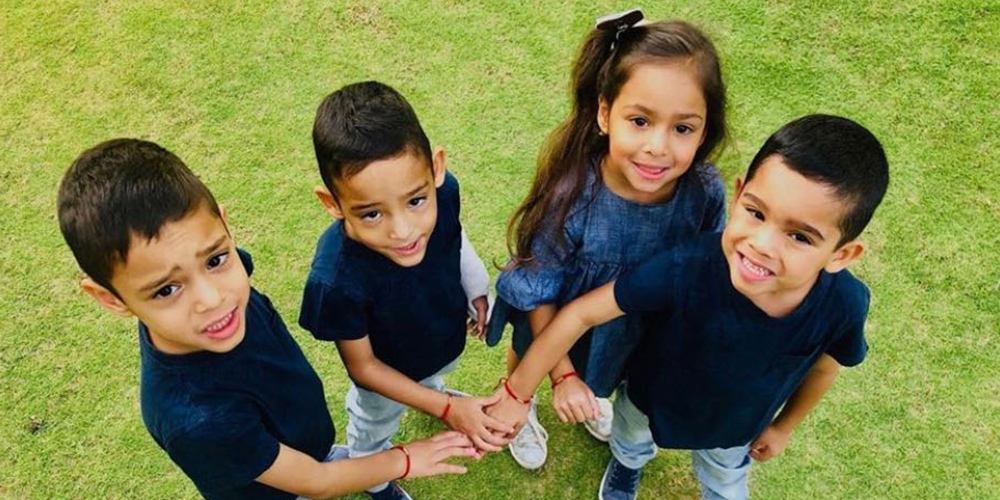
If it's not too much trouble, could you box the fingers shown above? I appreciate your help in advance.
[482,415,514,435]
[430,430,469,444]
[432,463,469,475]
[470,434,503,452]
[568,401,589,423]
[479,391,503,407]
[588,393,601,421]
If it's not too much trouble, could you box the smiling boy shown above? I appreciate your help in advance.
[487,114,890,500]
[298,81,509,500]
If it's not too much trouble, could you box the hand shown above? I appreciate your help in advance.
[749,424,791,462]
[467,295,489,340]
[551,376,599,423]
[483,385,530,437]
[443,392,515,452]
[400,431,479,479]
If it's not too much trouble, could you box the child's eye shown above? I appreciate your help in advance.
[409,196,427,208]
[745,207,764,221]
[675,124,694,134]
[790,232,813,245]
[630,117,649,127]
[207,251,230,269]
[360,211,381,222]
[154,285,179,299]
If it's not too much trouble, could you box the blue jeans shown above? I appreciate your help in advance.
[345,358,458,492]
[610,383,753,500]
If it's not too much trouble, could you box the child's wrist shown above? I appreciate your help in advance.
[439,394,453,421]
[500,377,532,404]
[392,445,411,480]
[551,371,578,388]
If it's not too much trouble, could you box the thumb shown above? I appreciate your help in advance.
[480,391,503,406]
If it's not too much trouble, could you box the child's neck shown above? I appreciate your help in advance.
[599,158,679,205]
[740,274,820,319]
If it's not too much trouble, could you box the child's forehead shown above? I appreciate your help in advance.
[112,208,229,288]
[335,150,433,203]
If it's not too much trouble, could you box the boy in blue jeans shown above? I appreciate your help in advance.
[488,115,889,499]
[57,139,477,500]
[299,81,512,500]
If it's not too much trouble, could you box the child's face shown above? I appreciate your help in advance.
[318,148,446,267]
[82,205,251,354]
[597,61,707,203]
[722,156,864,311]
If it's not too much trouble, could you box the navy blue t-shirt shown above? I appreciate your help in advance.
[140,250,335,500]
[298,173,467,382]
[614,233,870,449]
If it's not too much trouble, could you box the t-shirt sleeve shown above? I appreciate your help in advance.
[614,249,683,314]
[698,163,727,233]
[825,281,871,367]
[298,278,368,341]
[495,222,576,311]
[163,403,280,494]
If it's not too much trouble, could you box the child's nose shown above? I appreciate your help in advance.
[192,277,223,313]
[644,131,669,156]
[388,216,413,240]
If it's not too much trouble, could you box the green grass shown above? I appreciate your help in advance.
[2,1,997,498]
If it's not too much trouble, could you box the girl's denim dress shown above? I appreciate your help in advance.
[487,161,727,397]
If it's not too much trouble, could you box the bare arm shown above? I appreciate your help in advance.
[528,305,600,423]
[510,281,624,399]
[750,354,842,461]
[258,432,476,498]
[336,337,511,450]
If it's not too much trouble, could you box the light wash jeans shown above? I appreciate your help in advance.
[345,358,459,493]
[610,382,754,500]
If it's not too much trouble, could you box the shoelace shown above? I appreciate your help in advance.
[608,461,641,492]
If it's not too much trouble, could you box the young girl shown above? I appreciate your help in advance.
[486,11,729,469]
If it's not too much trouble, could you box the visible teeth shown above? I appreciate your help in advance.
[207,311,232,332]
[742,256,771,277]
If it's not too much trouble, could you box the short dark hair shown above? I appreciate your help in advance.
[57,139,221,294]
[745,114,889,246]
[312,81,432,192]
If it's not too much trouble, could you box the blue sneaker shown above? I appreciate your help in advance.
[598,457,642,500]
[368,481,413,500]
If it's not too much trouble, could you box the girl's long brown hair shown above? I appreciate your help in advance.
[507,20,727,265]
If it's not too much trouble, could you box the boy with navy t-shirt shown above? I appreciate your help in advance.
[57,139,476,500]
[299,81,511,500]
[489,115,889,500]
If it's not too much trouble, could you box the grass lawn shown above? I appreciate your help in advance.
[1,1,997,498]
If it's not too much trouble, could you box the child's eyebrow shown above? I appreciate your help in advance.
[139,266,180,294]
[743,192,826,242]
[402,181,429,199]
[197,235,230,258]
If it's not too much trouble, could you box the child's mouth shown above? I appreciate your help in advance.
[738,252,776,281]
[633,161,670,180]
[393,238,423,257]
[203,307,239,340]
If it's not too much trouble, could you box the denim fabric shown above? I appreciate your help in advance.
[345,358,458,493]
[611,384,753,500]
[488,162,726,397]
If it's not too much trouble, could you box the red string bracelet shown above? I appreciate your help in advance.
[501,377,531,404]
[552,371,579,387]
[392,445,411,480]
[440,394,453,421]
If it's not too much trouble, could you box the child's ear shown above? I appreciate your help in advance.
[431,147,448,188]
[728,176,746,217]
[824,240,865,274]
[597,98,610,135]
[313,186,344,219]
[80,278,133,318]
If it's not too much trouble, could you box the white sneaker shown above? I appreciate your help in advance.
[509,401,548,470]
[584,397,613,442]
